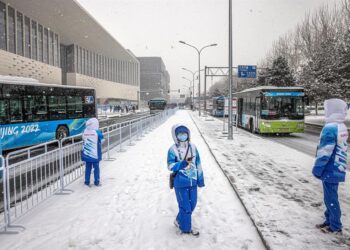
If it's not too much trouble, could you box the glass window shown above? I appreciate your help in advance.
[16,11,23,56]
[24,17,30,58]
[55,34,59,66]
[0,2,6,50]
[49,31,54,65]
[8,6,15,53]
[67,96,83,118]
[48,96,66,120]
[66,44,74,72]
[43,28,48,63]
[79,47,83,74]
[0,99,9,124]
[9,98,23,123]
[38,24,43,62]
[24,95,48,122]
[31,21,37,60]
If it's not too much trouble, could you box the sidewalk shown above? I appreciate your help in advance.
[191,112,350,249]
[0,111,264,250]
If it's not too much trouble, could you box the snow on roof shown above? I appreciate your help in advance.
[236,86,304,94]
[0,75,94,90]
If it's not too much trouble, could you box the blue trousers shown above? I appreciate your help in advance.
[174,186,197,233]
[323,182,342,231]
[84,162,100,185]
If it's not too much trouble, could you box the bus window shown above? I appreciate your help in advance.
[83,104,95,118]
[67,96,83,119]
[0,100,9,124]
[24,95,48,122]
[48,96,67,120]
[10,99,23,123]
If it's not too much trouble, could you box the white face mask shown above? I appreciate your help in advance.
[177,132,188,142]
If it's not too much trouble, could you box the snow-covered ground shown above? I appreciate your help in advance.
[192,112,350,249]
[0,111,264,250]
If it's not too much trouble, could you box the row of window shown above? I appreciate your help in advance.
[0,95,95,124]
[0,1,60,67]
[63,44,139,86]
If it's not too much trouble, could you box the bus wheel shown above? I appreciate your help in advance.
[56,126,69,140]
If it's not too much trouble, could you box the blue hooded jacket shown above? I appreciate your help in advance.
[167,124,205,188]
[81,118,104,163]
[312,99,348,183]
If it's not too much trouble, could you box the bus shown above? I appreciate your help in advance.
[212,96,228,117]
[233,86,305,134]
[148,98,167,114]
[0,76,96,152]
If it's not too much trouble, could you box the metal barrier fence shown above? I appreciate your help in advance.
[0,109,176,233]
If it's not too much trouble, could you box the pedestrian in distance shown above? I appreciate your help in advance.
[313,98,348,234]
[82,118,104,187]
[167,124,205,236]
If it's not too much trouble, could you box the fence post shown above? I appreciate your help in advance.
[119,123,126,152]
[105,126,116,161]
[128,121,135,146]
[0,156,24,234]
[56,141,73,195]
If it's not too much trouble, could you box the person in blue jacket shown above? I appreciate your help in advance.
[82,118,104,186]
[313,98,348,234]
[167,124,205,236]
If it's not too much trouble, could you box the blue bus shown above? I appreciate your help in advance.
[0,76,96,152]
[212,96,227,117]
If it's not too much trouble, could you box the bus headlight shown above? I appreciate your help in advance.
[262,122,271,128]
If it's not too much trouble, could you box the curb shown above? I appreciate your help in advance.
[190,113,271,250]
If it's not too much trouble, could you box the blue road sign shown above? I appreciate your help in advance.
[238,65,257,78]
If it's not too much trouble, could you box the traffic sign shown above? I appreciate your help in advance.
[238,65,257,78]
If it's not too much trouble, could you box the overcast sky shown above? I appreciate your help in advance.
[77,0,342,94]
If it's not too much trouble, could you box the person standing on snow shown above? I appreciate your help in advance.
[82,118,104,187]
[167,124,205,236]
[313,98,348,234]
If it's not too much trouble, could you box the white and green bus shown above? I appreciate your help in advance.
[233,86,305,134]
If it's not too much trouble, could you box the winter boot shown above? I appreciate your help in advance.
[316,223,329,229]
[321,226,342,235]
[181,229,200,237]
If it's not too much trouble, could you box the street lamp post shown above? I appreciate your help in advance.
[228,0,233,140]
[182,76,192,108]
[182,68,205,111]
[179,41,217,116]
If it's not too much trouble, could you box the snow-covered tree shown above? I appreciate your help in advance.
[266,56,295,87]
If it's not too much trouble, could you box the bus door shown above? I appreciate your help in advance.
[238,98,243,126]
[255,97,260,129]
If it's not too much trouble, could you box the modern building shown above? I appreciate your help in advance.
[138,57,170,102]
[0,0,139,104]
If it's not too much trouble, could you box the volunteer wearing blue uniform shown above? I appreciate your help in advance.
[82,118,103,186]
[313,99,348,234]
[167,124,204,236]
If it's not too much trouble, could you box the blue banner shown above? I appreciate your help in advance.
[264,92,304,97]
[0,118,88,151]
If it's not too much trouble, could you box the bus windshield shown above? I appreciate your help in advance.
[149,100,166,110]
[261,96,304,120]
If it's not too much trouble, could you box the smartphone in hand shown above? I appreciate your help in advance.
[187,156,194,162]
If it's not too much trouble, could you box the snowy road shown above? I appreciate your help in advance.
[192,111,350,249]
[0,111,265,250]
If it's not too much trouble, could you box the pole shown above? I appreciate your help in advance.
[192,73,195,110]
[198,51,201,116]
[137,90,140,111]
[204,66,207,116]
[228,0,233,140]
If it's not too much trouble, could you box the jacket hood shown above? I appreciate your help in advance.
[171,124,191,144]
[86,118,99,130]
[324,99,348,124]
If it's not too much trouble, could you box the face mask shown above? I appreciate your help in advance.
[177,132,188,142]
